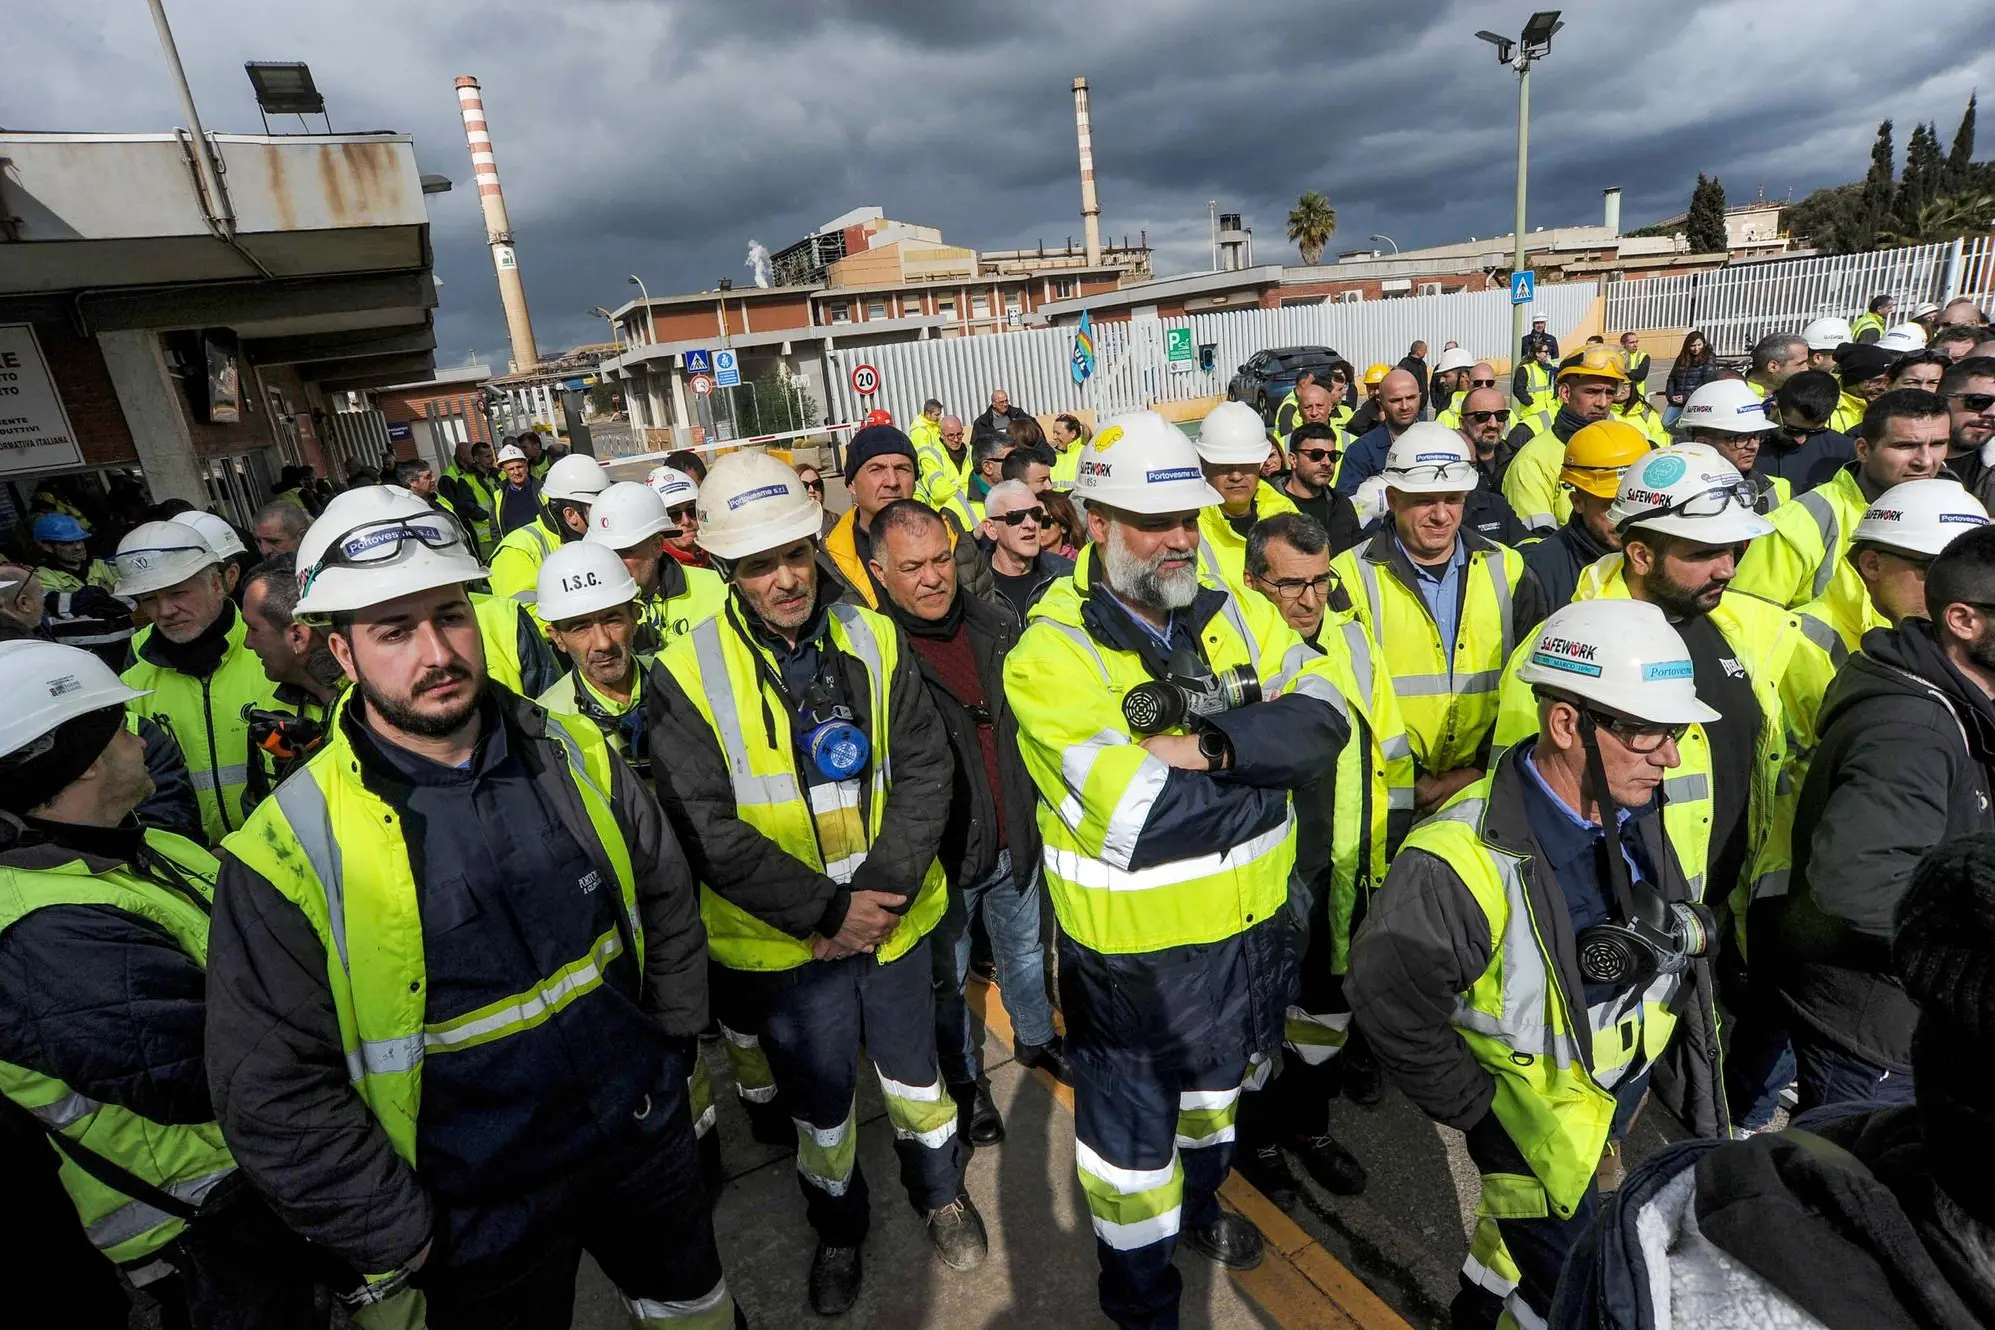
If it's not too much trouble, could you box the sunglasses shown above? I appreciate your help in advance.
[1469,378,1498,388]
[1465,409,1510,425]
[1588,710,1691,753]
[1949,392,1995,413]
[666,502,698,522]
[798,476,825,492]
[1295,447,1339,464]
[996,506,1047,526]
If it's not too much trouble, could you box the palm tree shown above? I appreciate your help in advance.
[1876,190,1995,247]
[1287,191,1338,265]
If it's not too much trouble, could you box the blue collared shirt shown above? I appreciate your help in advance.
[1401,535,1468,664]
[1104,585,1189,656]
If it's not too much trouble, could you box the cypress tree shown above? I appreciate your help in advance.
[1686,174,1729,252]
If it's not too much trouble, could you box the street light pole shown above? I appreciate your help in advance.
[1478,12,1562,408]
[627,274,655,345]
[1369,233,1400,255]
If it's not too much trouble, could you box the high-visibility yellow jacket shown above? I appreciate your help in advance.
[223,698,642,1168]
[1006,551,1346,957]
[444,463,497,549]
[1516,360,1556,413]
[487,516,565,625]
[1489,553,1832,930]
[1502,422,1573,533]
[469,591,558,700]
[1828,390,1870,435]
[0,830,237,1264]
[1850,311,1887,343]
[907,414,942,457]
[914,436,974,517]
[1334,528,1544,776]
[1731,468,1871,611]
[1197,482,1301,593]
[653,603,948,971]
[1050,442,1084,490]
[35,559,119,594]
[123,612,284,844]
[635,561,728,654]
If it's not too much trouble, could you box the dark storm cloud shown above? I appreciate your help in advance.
[9,1,1993,362]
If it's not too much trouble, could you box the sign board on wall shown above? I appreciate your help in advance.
[0,324,85,476]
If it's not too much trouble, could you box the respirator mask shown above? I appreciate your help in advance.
[1122,647,1262,735]
[798,672,869,782]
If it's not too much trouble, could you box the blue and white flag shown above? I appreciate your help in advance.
[1071,310,1096,385]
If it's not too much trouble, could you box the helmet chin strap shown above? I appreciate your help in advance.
[1576,709,1644,926]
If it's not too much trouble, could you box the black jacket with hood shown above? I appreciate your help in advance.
[1524,513,1616,610]
[1777,620,1995,1071]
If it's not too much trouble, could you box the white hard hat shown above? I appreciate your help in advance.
[0,639,150,762]
[1609,443,1776,543]
[1912,301,1943,319]
[1381,422,1478,494]
[113,520,221,598]
[1852,479,1990,558]
[1802,317,1853,352]
[1071,411,1224,515]
[534,541,638,623]
[1435,346,1476,374]
[292,485,487,624]
[542,454,610,504]
[1679,380,1774,436]
[646,466,700,509]
[1877,324,1928,352]
[1516,600,1721,726]
[1351,474,1390,530]
[171,510,247,560]
[1195,400,1272,465]
[695,451,824,560]
[585,481,671,551]
[497,443,528,464]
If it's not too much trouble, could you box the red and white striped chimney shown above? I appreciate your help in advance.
[455,76,539,373]
[1073,77,1103,268]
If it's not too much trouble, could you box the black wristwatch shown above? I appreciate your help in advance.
[1197,726,1232,771]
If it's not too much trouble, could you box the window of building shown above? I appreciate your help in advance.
[1004,289,1022,315]
[1054,277,1077,299]
[867,298,888,320]
[938,295,956,318]
[971,292,991,318]
[828,301,851,323]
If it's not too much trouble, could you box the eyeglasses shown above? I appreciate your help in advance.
[1263,573,1334,601]
[1948,392,1995,413]
[1587,709,1691,753]
[996,506,1047,526]
[798,476,825,494]
[1295,447,1339,464]
[303,512,466,589]
[1469,378,1498,388]
[1385,463,1471,484]
[1465,409,1510,425]
[666,502,698,523]
[1647,481,1756,521]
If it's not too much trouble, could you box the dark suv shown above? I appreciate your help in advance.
[1226,346,1347,423]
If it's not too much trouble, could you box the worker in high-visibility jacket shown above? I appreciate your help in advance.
[1679,378,1792,512]
[1733,388,1951,609]
[913,413,975,515]
[1238,510,1408,1206]
[1048,412,1089,489]
[1795,479,1990,670]
[207,484,734,1327]
[1349,599,1732,1330]
[1850,293,1894,344]
[0,639,323,1327]
[585,477,727,654]
[1487,444,1836,1136]
[1828,342,1900,434]
[1195,400,1300,590]
[1511,343,1557,415]
[907,397,944,458]
[442,442,499,554]
[237,555,345,814]
[487,452,611,623]
[30,511,117,594]
[1428,346,1477,429]
[1333,425,1551,818]
[1004,410,1352,1330]
[646,452,979,1317]
[114,521,283,844]
[1502,344,1629,533]
[823,424,993,612]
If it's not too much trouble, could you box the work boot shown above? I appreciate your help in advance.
[1014,1035,1070,1084]
[924,1193,990,1271]
[1230,1138,1303,1210]
[808,1242,863,1316]
[1340,1039,1385,1108]
[951,1078,1005,1147]
[1182,1212,1264,1271]
[1290,1129,1368,1196]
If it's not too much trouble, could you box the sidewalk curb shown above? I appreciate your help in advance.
[967,982,1412,1329]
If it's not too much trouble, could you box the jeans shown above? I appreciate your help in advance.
[1662,403,1684,431]
[931,848,1055,1083]
[1791,1033,1917,1117]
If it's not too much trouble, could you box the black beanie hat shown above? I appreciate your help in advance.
[1893,832,1995,1228]
[842,425,918,484]
[0,705,127,816]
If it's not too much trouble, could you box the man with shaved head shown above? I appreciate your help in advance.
[914,412,974,516]
[1333,368,1423,496]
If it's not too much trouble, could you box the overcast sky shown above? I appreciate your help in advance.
[10,1,1995,366]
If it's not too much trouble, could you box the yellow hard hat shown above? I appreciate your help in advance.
[1560,420,1652,498]
[1557,344,1630,383]
[1363,363,1392,386]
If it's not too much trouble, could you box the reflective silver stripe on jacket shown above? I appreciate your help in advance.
[1357,549,1513,696]
[274,774,346,970]
[1037,618,1112,685]
[688,618,805,810]
[84,1167,235,1251]
[1797,611,1848,666]
[29,1088,100,1129]
[1339,618,1374,713]
[1796,489,1841,601]
[187,763,250,794]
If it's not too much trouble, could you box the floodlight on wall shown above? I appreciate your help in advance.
[245,61,329,133]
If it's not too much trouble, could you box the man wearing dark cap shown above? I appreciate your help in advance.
[1553,830,1995,1328]
[0,640,320,1326]
[821,425,992,610]
[1829,341,1901,434]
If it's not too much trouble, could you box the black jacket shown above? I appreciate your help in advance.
[1347,747,1726,1142]
[1778,620,1995,1071]
[1521,330,1560,361]
[970,405,1030,452]
[986,549,1073,620]
[205,688,708,1273]
[646,590,953,944]
[137,714,204,842]
[1523,514,1615,610]
[1758,426,1857,494]
[899,593,1041,892]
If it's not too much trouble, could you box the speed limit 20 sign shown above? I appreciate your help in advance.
[850,363,881,396]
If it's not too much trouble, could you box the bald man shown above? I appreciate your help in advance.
[1333,368,1423,496]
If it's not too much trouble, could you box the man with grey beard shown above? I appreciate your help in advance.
[1004,411,1351,1328]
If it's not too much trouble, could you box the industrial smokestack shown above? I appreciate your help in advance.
[1602,185,1623,237]
[455,76,539,374]
[1073,77,1103,268]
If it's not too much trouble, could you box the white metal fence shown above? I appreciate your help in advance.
[1604,236,1995,356]
[840,282,1599,425]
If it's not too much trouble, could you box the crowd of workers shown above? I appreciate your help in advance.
[6,288,1995,1330]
